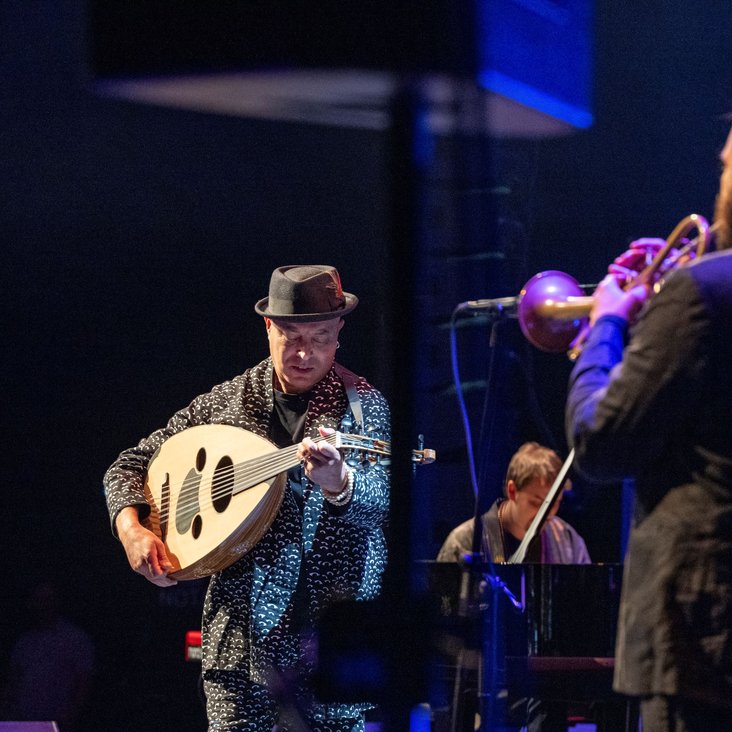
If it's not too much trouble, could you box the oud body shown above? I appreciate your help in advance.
[143,423,431,580]
[144,424,286,580]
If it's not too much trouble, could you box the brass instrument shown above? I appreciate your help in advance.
[517,214,713,359]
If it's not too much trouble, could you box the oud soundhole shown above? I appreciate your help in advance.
[212,456,234,513]
[191,514,202,539]
[196,448,206,472]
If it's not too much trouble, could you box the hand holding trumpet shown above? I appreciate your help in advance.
[588,238,665,325]
[608,238,670,284]
[515,214,711,356]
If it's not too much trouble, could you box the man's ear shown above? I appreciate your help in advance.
[506,479,518,502]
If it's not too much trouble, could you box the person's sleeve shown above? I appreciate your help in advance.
[102,380,234,534]
[335,384,391,530]
[545,517,591,564]
[566,270,710,482]
[435,538,459,563]
[436,519,473,562]
[573,533,592,565]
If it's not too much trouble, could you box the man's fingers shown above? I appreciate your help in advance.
[139,541,174,577]
[155,541,175,572]
[148,571,177,587]
[152,542,177,574]
[608,264,636,282]
[628,284,650,303]
[299,434,339,463]
[630,237,665,250]
[142,555,177,586]
[297,437,318,462]
[304,449,337,468]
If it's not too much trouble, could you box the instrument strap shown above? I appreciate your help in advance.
[334,363,364,430]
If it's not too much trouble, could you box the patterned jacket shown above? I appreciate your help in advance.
[104,357,390,683]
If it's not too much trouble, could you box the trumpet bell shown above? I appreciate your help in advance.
[514,214,712,357]
[517,270,589,353]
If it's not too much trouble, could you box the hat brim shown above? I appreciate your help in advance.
[254,293,358,322]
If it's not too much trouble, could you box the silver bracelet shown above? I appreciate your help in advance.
[323,468,354,506]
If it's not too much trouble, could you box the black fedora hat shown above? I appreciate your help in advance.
[255,265,358,322]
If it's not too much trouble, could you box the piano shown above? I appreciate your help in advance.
[418,560,628,729]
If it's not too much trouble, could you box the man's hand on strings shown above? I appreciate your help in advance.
[297,426,348,496]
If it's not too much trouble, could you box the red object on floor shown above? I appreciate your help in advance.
[185,630,202,662]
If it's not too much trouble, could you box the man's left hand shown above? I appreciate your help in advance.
[590,273,649,325]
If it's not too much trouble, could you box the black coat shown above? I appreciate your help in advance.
[566,249,732,704]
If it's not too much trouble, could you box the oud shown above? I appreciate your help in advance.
[144,424,434,580]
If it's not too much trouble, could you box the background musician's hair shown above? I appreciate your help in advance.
[504,442,564,495]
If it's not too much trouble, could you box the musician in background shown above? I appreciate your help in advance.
[104,265,390,731]
[566,124,732,731]
[437,441,590,565]
[437,442,590,732]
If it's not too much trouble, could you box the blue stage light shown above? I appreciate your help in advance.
[476,0,594,129]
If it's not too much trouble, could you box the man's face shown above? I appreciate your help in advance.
[266,317,344,394]
[507,476,562,533]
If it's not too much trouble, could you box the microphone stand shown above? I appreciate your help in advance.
[448,302,524,732]
[482,566,524,732]
[451,299,576,730]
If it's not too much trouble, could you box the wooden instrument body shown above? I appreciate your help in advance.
[142,424,432,580]
[143,424,286,580]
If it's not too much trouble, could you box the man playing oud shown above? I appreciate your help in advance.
[104,265,390,731]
